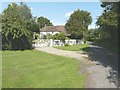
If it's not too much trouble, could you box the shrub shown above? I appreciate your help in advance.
[46,33,52,39]
[52,33,59,40]
[52,32,66,43]
[64,43,69,46]
[43,35,47,39]
[2,44,12,50]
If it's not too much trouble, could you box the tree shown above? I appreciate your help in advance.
[85,28,102,41]
[52,33,59,40]
[58,32,66,43]
[37,16,53,29]
[65,9,92,41]
[20,2,32,20]
[20,3,39,33]
[96,2,119,46]
[1,2,33,50]
[30,17,39,33]
[52,32,66,43]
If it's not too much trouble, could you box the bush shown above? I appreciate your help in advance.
[33,32,40,40]
[2,44,12,50]
[46,33,52,39]
[52,32,66,43]
[52,33,59,40]
[64,43,69,46]
[43,35,47,39]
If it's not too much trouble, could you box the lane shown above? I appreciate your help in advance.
[35,45,118,88]
[86,43,118,87]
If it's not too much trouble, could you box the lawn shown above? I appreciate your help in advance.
[94,40,118,54]
[55,43,90,51]
[2,50,86,88]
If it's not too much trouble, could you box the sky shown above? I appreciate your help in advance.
[0,2,103,29]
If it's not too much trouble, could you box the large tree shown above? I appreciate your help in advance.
[37,16,53,29]
[96,2,119,46]
[65,9,92,40]
[30,17,39,33]
[1,2,33,50]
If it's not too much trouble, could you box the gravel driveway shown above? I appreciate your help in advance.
[35,45,118,88]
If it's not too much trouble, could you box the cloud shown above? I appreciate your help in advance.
[65,11,74,17]
[30,7,33,11]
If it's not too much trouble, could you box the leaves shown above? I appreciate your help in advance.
[52,32,66,41]
[1,2,33,50]
[96,2,119,46]
[65,9,92,39]
[37,16,53,29]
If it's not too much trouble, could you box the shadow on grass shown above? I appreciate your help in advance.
[93,40,118,54]
[2,47,35,51]
[82,42,118,87]
[80,47,90,52]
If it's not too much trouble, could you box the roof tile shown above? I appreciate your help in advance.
[40,25,66,34]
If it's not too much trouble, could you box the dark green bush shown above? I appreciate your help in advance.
[52,32,66,43]
[64,43,69,46]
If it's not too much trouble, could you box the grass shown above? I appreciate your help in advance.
[55,43,90,51]
[2,50,86,88]
[94,40,118,54]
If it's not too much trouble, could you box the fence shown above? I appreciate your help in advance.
[32,39,83,48]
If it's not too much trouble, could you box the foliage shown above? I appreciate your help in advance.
[52,32,66,43]
[83,30,91,42]
[84,28,101,41]
[58,32,66,43]
[30,17,39,33]
[1,2,34,50]
[46,33,52,39]
[94,39,118,54]
[65,37,71,40]
[55,43,89,51]
[33,32,39,40]
[37,16,53,29]
[64,43,69,46]
[65,9,92,39]
[96,2,119,47]
[43,35,47,39]
[3,50,86,88]
[52,33,59,40]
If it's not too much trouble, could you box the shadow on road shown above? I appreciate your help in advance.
[83,42,118,87]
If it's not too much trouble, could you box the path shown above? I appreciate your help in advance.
[35,45,118,88]
[86,43,118,88]
[36,47,88,60]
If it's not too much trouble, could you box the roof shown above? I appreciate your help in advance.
[40,25,66,34]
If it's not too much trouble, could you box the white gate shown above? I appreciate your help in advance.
[32,39,51,48]
[33,39,83,48]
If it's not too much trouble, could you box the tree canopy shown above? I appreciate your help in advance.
[37,16,53,29]
[30,17,39,33]
[96,2,119,46]
[1,2,33,50]
[52,32,66,43]
[65,9,92,39]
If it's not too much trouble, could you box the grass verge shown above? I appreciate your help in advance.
[2,50,86,88]
[55,43,90,51]
[94,41,118,54]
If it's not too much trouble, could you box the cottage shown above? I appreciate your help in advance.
[33,25,83,48]
[40,25,67,38]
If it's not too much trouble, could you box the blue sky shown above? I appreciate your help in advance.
[1,2,103,29]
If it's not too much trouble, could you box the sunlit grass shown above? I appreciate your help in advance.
[55,43,90,51]
[2,50,86,88]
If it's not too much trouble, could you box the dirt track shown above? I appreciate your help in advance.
[35,44,118,88]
